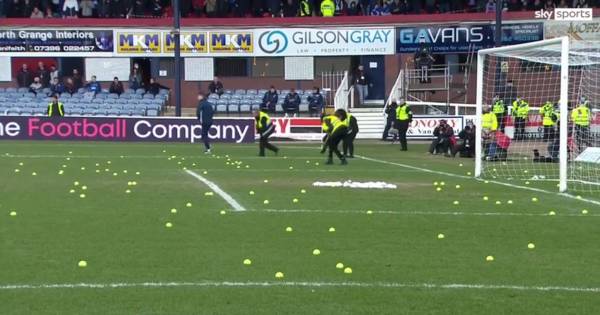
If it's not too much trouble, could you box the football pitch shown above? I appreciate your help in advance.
[0,140,599,314]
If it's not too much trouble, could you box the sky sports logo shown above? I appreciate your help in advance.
[535,8,593,21]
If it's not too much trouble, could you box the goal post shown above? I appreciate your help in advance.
[475,36,600,193]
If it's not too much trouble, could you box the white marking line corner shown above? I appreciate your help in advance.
[185,169,245,211]
[0,281,598,293]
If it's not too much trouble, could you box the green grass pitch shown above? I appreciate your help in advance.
[0,140,599,314]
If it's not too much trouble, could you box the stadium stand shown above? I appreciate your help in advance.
[2,0,596,19]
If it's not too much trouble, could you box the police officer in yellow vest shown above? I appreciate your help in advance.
[342,112,359,158]
[512,97,529,140]
[300,0,312,16]
[47,95,65,117]
[482,106,498,132]
[395,98,413,151]
[254,108,279,157]
[571,97,591,151]
[323,109,348,165]
[320,0,334,17]
[320,113,337,153]
[539,101,557,141]
[492,95,506,132]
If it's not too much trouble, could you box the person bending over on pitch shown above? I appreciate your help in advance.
[342,111,359,158]
[254,108,279,157]
[320,113,336,154]
[324,109,348,165]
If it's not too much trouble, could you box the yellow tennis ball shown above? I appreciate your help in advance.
[275,272,284,279]
[165,222,173,228]
[243,259,252,265]
[343,267,353,274]
[78,260,87,268]
[285,226,293,232]
[485,255,494,262]
[437,233,445,239]
[336,262,344,269]
[527,243,535,249]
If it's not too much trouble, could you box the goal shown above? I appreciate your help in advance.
[475,37,600,193]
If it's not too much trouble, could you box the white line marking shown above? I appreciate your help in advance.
[244,208,599,217]
[0,281,598,293]
[184,169,245,211]
[356,155,600,206]
[0,154,320,160]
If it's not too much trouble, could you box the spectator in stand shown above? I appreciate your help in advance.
[85,75,102,94]
[132,0,145,16]
[62,0,79,17]
[206,0,217,17]
[307,87,324,117]
[208,76,224,96]
[146,77,170,96]
[353,65,369,105]
[30,6,44,17]
[574,0,589,8]
[0,0,4,17]
[359,0,370,15]
[109,77,124,95]
[193,0,205,16]
[129,67,142,90]
[37,62,50,88]
[485,0,496,13]
[50,77,65,96]
[49,65,59,83]
[266,0,281,16]
[299,0,312,16]
[347,1,359,15]
[283,88,301,117]
[45,7,56,17]
[321,0,334,16]
[29,77,43,95]
[282,0,298,16]
[262,86,278,114]
[109,0,125,17]
[16,64,32,88]
[451,124,475,158]
[333,0,347,15]
[151,0,163,16]
[251,0,265,16]
[557,0,568,8]
[428,119,454,156]
[71,69,83,90]
[80,0,94,17]
[64,77,76,94]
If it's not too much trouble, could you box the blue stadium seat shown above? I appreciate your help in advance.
[239,105,250,112]
[5,87,17,93]
[61,93,72,99]
[299,104,309,112]
[216,105,227,112]
[17,87,29,93]
[143,93,154,99]
[228,104,240,114]
[224,89,233,95]
[108,93,119,99]
[146,109,158,116]
[135,89,146,95]
[70,93,82,99]
[234,89,246,95]
[246,89,257,95]
[77,88,86,94]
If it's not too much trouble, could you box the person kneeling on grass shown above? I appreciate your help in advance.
[322,109,348,165]
[254,108,279,157]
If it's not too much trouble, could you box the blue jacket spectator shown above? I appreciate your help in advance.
[85,76,102,94]
[283,88,301,116]
[262,86,278,113]
[50,78,65,96]
[196,94,214,153]
[307,87,324,117]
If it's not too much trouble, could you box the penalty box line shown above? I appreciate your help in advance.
[0,280,598,293]
[184,169,246,211]
[356,155,600,207]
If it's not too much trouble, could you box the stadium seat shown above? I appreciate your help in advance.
[143,94,154,99]
[5,87,17,93]
[246,89,257,95]
[299,104,309,112]
[135,89,146,95]
[228,104,240,114]
[239,104,250,112]
[17,87,29,93]
[71,93,82,99]
[77,88,86,94]
[234,89,246,95]
[96,93,108,99]
[108,93,119,99]
[216,105,227,112]
[147,109,158,116]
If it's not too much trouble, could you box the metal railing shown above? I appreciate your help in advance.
[321,71,346,108]
[385,69,404,108]
[333,71,350,110]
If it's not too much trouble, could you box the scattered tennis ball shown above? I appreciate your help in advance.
[289,166,294,170]
[125,189,131,194]
[440,182,445,186]
[312,249,321,256]
[527,243,535,249]
[165,222,173,228]
[336,263,344,269]
[245,165,250,168]
[18,162,24,166]
[9,211,17,217]
[263,179,269,183]
[285,226,293,232]
[433,182,439,186]
[31,172,37,176]
[66,157,71,161]
[531,197,538,202]
[467,172,472,176]
[292,198,299,203]
[104,168,109,172]
[95,170,100,173]
[112,172,118,176]
[107,161,111,164]
[243,259,252,265]
[525,181,530,185]
[203,171,208,175]
[170,208,177,214]
[495,200,501,205]
[328,227,336,232]
[366,210,373,214]
[581,209,588,215]
[507,200,513,204]
[453,200,459,205]
[300,189,306,194]
[68,151,73,154]
[74,181,80,186]
[58,170,64,175]
[437,233,445,239]
[315,162,320,166]
[436,187,442,192]
[275,272,284,279]
[204,192,214,196]
[220,210,226,215]
[263,199,270,205]
[69,189,76,194]
[249,190,255,195]
[459,163,463,167]
[81,185,87,191]
[485,255,494,262]
[484,180,489,184]
[549,211,556,216]
[455,185,461,189]
[135,171,140,175]
[186,202,193,207]
[576,195,582,199]
[78,260,87,268]
[483,196,489,201]
[80,167,86,171]
[343,267,353,274]
[63,165,67,168]
[79,193,86,198]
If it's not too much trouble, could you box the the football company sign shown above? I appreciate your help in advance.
[255,28,395,56]
[0,116,254,143]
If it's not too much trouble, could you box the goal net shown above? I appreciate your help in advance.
[475,37,600,194]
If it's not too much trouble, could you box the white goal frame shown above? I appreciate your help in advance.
[475,37,570,192]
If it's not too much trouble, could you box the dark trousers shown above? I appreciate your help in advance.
[284,108,299,116]
[382,119,395,140]
[514,117,526,140]
[396,120,409,150]
[495,114,505,132]
[202,123,212,150]
[574,125,591,151]
[343,130,358,157]
[309,108,321,117]
[542,125,554,141]
[451,142,474,158]
[328,127,347,161]
[259,125,278,156]
[429,138,450,155]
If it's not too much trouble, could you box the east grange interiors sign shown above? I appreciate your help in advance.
[0,27,395,57]
[0,116,254,143]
